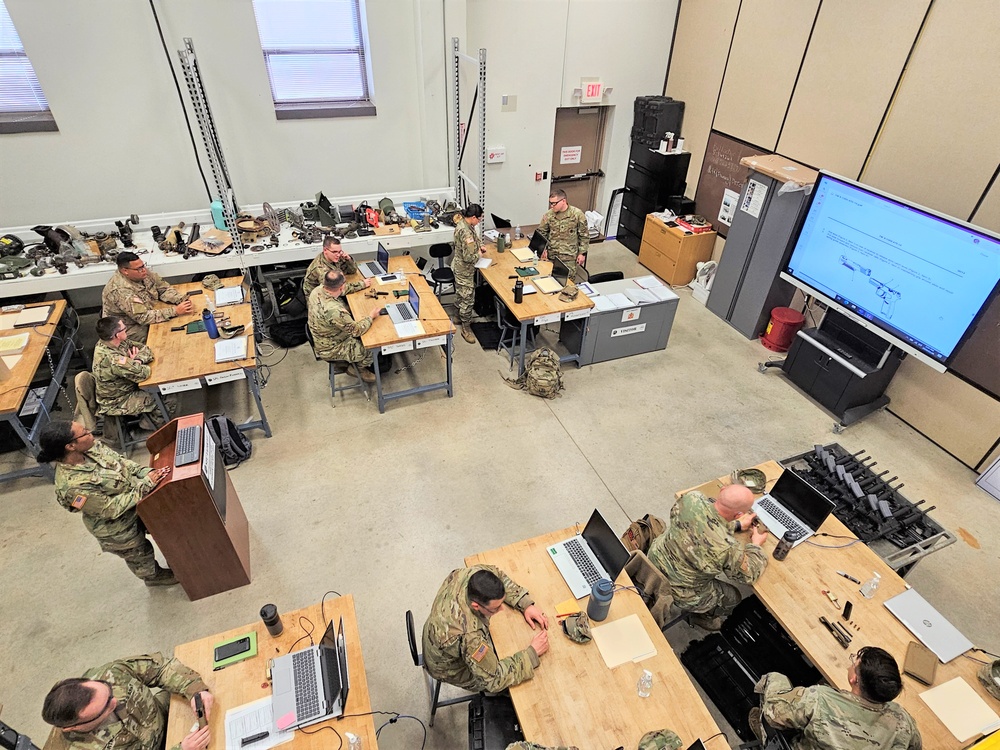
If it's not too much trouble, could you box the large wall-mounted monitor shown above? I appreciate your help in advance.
[780,172,1000,373]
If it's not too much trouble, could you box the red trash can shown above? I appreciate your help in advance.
[760,307,805,352]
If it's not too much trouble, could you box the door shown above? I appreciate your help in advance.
[550,106,608,212]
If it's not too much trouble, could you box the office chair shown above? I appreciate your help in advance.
[405,610,474,726]
[587,271,625,284]
[428,243,456,300]
[494,297,534,369]
[304,324,369,405]
[76,371,147,455]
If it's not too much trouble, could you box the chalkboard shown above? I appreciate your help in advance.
[693,130,769,238]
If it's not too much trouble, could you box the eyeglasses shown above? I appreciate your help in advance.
[548,198,563,206]
[477,600,504,616]
[850,652,859,665]
[72,428,94,442]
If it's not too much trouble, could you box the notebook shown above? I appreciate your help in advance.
[533,276,564,295]
[510,247,535,263]
[215,278,250,307]
[386,282,422,337]
[546,509,631,599]
[752,469,836,547]
[214,336,248,363]
[359,243,390,278]
[270,619,350,732]
[885,588,974,663]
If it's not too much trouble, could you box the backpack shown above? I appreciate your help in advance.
[620,513,667,554]
[205,415,252,468]
[503,348,564,399]
[269,319,309,348]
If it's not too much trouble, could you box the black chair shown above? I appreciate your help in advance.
[304,323,369,405]
[428,243,456,299]
[405,610,474,726]
[587,271,625,284]
[494,297,534,369]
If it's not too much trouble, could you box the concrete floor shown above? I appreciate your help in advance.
[2,239,998,749]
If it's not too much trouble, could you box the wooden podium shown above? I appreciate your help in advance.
[139,413,251,600]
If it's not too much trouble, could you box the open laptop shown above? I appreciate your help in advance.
[752,469,836,548]
[386,281,421,336]
[884,588,974,663]
[550,256,571,285]
[214,277,250,307]
[491,213,512,229]
[214,336,248,364]
[547,509,631,599]
[359,243,390,278]
[270,618,350,731]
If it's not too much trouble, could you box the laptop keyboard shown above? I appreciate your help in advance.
[759,496,808,536]
[397,304,414,321]
[565,538,601,585]
[292,651,320,719]
[174,425,200,467]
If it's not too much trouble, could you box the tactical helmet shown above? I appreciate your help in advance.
[560,612,592,644]
[637,729,682,750]
[731,468,767,494]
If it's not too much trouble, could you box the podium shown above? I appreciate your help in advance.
[139,413,251,600]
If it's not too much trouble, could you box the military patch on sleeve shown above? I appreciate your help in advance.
[71,494,87,509]
[132,296,143,304]
[470,643,488,662]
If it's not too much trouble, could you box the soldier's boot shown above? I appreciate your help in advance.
[144,564,179,587]
[748,707,765,745]
[358,367,377,384]
[461,324,476,344]
[688,613,723,631]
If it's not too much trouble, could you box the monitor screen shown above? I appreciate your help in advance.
[550,256,570,284]
[582,509,630,582]
[771,470,835,531]
[377,242,389,269]
[407,282,420,317]
[528,230,548,255]
[782,172,1000,371]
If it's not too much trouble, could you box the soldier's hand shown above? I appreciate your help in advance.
[736,511,757,531]
[576,253,585,267]
[540,250,548,261]
[181,725,210,750]
[191,691,214,720]
[363,278,373,288]
[127,346,140,359]
[175,298,194,315]
[529,628,549,657]
[371,306,385,318]
[150,467,170,485]
[750,525,769,547]
[523,604,548,630]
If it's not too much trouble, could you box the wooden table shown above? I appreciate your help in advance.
[140,277,271,436]
[0,299,76,482]
[679,462,999,749]
[166,597,378,749]
[465,528,729,750]
[479,238,594,375]
[345,256,455,413]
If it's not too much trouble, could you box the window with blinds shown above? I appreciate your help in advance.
[0,1,57,133]
[252,0,375,120]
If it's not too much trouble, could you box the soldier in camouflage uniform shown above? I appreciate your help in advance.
[451,204,485,344]
[507,744,579,750]
[751,646,921,749]
[301,236,371,299]
[102,252,193,343]
[423,565,550,694]
[37,420,176,586]
[41,653,213,750]
[307,269,381,383]
[538,189,588,281]
[93,316,160,430]
[648,484,768,630]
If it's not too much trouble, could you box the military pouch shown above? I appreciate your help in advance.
[558,284,579,303]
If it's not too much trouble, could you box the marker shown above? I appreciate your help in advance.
[837,571,861,584]
[241,732,269,746]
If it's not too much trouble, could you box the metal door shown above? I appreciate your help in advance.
[550,106,608,212]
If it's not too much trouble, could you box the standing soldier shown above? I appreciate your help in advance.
[92,316,161,432]
[302,236,371,299]
[101,252,193,343]
[451,204,486,344]
[538,189,589,280]
[307,269,382,384]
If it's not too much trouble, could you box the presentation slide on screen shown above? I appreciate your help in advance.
[787,178,1000,358]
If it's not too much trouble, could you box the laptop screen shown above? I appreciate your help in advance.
[551,256,570,284]
[582,509,630,583]
[337,617,350,710]
[528,230,548,255]
[491,213,512,229]
[319,620,337,649]
[377,242,389,269]
[771,470,836,530]
[408,282,420,317]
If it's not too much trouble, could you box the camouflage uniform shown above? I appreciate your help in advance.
[648,491,767,616]
[451,216,483,325]
[538,205,588,280]
[102,271,185,343]
[423,565,539,693]
[301,251,363,299]
[54,441,159,580]
[93,339,157,417]
[307,286,373,366]
[755,672,922,750]
[42,653,208,750]
[506,744,578,750]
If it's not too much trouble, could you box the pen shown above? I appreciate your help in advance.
[241,732,269,746]
[836,571,861,584]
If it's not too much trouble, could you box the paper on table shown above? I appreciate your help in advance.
[475,257,493,269]
[591,614,656,669]
[224,696,295,750]
[591,296,615,312]
[605,293,632,309]
[14,305,53,327]
[624,288,656,305]
[521,284,537,295]
[919,677,1000,742]
[576,282,597,296]
[2,354,22,371]
[634,275,664,289]
[649,286,674,302]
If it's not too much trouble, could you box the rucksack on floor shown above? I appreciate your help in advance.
[503,348,564,399]
[205,415,252,468]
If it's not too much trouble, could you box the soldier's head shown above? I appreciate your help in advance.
[849,647,903,703]
[468,569,506,618]
[36,420,94,464]
[42,678,118,732]
[96,316,127,345]
[548,189,568,212]
[713,484,755,521]
[323,269,347,297]
[115,252,148,279]
[462,204,483,226]
[322,235,343,262]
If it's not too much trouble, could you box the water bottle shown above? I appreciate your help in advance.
[496,233,506,253]
[513,279,523,304]
[202,308,219,339]
[637,669,653,698]
[515,225,522,239]
[586,578,614,622]
[344,732,362,750]
[260,604,283,637]
[859,572,881,599]
[210,200,226,230]
[772,529,801,561]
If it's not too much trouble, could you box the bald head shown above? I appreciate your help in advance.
[714,484,755,520]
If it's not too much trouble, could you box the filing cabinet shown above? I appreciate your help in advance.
[638,214,716,285]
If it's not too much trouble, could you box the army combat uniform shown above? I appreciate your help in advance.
[754,672,922,750]
[538,204,588,280]
[423,565,539,693]
[451,216,483,326]
[54,441,160,580]
[43,653,208,750]
[307,286,373,366]
[648,491,767,617]
[102,271,186,343]
[93,339,158,418]
[301,251,363,299]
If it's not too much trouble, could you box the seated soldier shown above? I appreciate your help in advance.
[101,252,193,342]
[302,236,372,298]
[307,269,382,384]
[93,316,162,432]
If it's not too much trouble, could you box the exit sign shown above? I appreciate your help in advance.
[581,78,603,103]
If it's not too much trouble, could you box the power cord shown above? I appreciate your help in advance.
[321,590,342,626]
[286,616,317,653]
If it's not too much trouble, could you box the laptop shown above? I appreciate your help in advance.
[270,618,350,731]
[546,509,631,599]
[752,469,836,548]
[550,256,571,285]
[528,230,548,256]
[387,281,422,336]
[491,213,512,229]
[359,243,390,278]
[214,277,250,307]
[884,588,974,663]
[214,336,248,364]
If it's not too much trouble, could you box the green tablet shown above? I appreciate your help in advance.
[212,631,257,670]
[515,266,539,277]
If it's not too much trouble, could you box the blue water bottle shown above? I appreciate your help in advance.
[202,308,219,339]
[587,579,614,622]
[210,200,226,230]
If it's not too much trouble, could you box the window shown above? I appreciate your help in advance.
[0,0,56,133]
[252,0,375,120]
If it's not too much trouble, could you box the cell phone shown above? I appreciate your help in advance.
[187,289,204,296]
[214,636,252,663]
[842,600,853,620]
[194,692,207,729]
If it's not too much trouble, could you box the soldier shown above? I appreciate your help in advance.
[451,203,486,344]
[92,316,161,431]
[101,252,193,343]
[423,566,550,694]
[750,646,921,749]
[538,189,588,281]
[36,420,177,586]
[507,744,579,750]
[41,653,213,750]
[301,236,371,299]
[307,269,381,384]
[648,484,768,630]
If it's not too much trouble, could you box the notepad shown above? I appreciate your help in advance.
[919,677,1000,742]
[591,614,657,669]
[215,336,248,363]
[475,257,493,269]
[0,332,30,356]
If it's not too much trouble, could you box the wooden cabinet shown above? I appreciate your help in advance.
[638,214,716,285]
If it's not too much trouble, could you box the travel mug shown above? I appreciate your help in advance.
[497,234,506,252]
[513,279,523,304]
[260,603,283,636]
[587,579,614,622]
